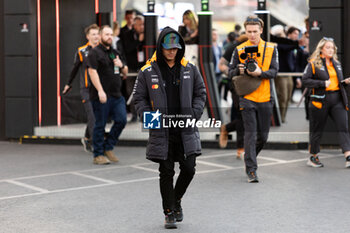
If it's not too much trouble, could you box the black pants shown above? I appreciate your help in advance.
[309,92,350,154]
[158,134,196,212]
[225,90,244,148]
[240,98,273,173]
[125,76,137,117]
[80,88,95,140]
[225,111,244,148]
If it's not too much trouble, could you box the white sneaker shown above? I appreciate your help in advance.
[306,156,324,168]
[346,156,350,168]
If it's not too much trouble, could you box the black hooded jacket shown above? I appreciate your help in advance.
[133,27,207,161]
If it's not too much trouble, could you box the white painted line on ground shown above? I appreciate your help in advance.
[131,165,159,173]
[0,162,154,183]
[0,152,246,183]
[319,153,344,158]
[70,172,116,184]
[259,160,303,167]
[112,177,159,185]
[298,150,309,154]
[0,152,240,183]
[199,152,235,159]
[0,152,345,202]
[258,155,343,167]
[0,177,160,201]
[196,168,237,174]
[269,132,308,134]
[297,150,345,159]
[258,156,287,163]
[0,183,114,201]
[200,152,287,163]
[196,160,234,169]
[5,180,49,193]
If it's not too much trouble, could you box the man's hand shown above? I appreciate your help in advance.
[299,33,309,52]
[296,78,302,88]
[247,65,262,77]
[343,77,350,85]
[62,85,71,94]
[139,33,144,42]
[238,64,245,75]
[98,90,107,103]
[113,55,123,68]
[325,80,331,87]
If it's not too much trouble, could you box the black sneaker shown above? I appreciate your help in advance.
[81,138,93,153]
[346,156,350,168]
[307,156,324,168]
[174,200,183,222]
[164,210,177,229]
[247,171,259,183]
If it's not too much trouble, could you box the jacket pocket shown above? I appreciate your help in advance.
[311,101,322,109]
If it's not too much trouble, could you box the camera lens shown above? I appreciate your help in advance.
[247,62,256,72]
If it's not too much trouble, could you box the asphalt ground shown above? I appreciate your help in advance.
[0,141,349,233]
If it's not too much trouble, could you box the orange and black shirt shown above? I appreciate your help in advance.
[67,42,92,90]
[228,39,279,103]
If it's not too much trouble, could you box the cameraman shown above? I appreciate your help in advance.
[228,15,279,183]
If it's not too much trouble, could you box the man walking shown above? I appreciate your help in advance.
[229,16,279,183]
[121,15,145,122]
[87,25,128,165]
[62,24,100,152]
[133,27,206,229]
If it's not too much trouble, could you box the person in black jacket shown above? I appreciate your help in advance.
[121,15,145,122]
[218,34,248,159]
[275,26,306,123]
[133,27,206,229]
[302,37,350,168]
[62,24,100,153]
[119,9,135,40]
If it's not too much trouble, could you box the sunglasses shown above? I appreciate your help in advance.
[246,17,261,23]
[323,37,334,41]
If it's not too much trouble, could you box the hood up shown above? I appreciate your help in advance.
[156,26,186,66]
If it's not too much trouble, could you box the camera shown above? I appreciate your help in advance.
[239,45,260,72]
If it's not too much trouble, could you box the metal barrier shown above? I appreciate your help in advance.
[277,72,304,77]
[125,72,139,77]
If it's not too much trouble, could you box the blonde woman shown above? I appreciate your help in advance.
[302,37,350,168]
[178,9,198,44]
[178,10,199,66]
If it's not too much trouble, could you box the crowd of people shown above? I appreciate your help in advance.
[216,16,350,173]
[62,9,350,229]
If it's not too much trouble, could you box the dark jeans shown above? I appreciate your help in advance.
[309,92,350,154]
[92,96,127,157]
[240,98,273,173]
[158,134,196,212]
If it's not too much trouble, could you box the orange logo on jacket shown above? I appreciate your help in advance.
[152,84,159,89]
